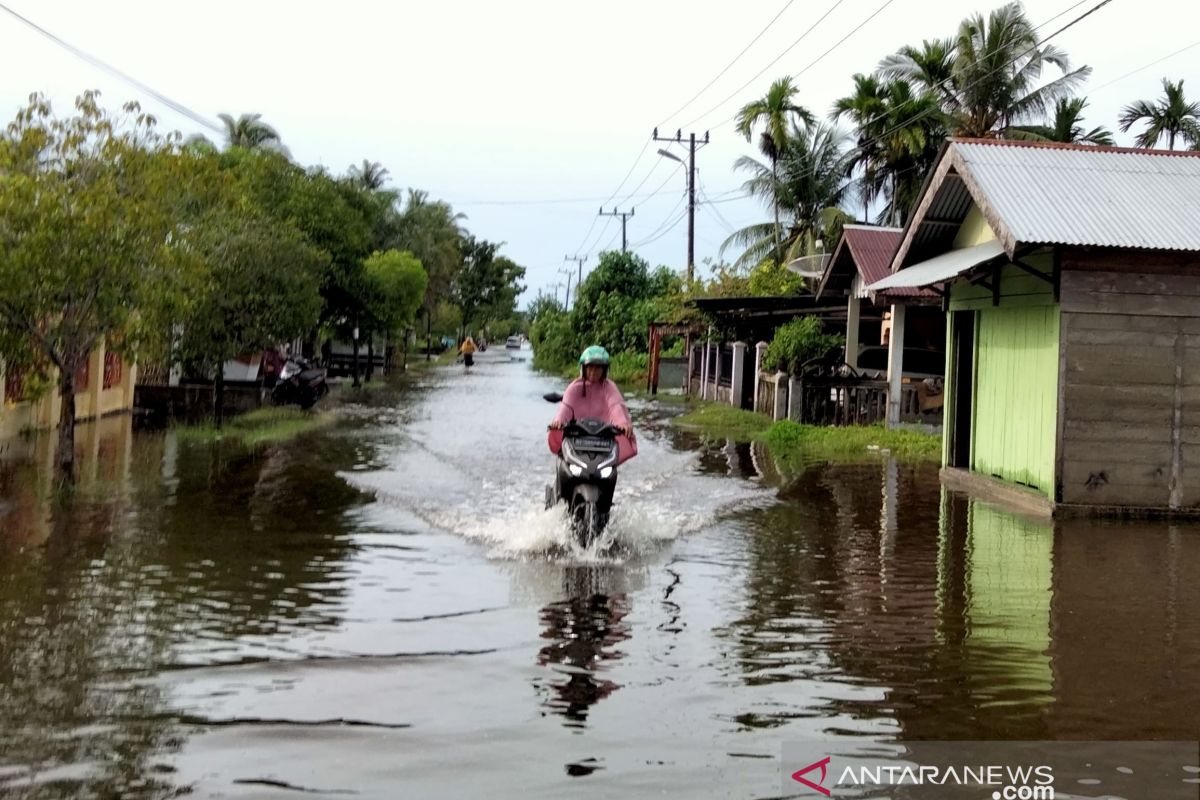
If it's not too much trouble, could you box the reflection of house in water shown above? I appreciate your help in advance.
[724,455,1200,741]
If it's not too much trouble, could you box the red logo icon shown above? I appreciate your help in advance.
[791,756,832,796]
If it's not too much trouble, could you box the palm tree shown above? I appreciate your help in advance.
[833,75,948,226]
[735,77,817,258]
[1016,97,1114,145]
[349,159,390,190]
[879,3,1089,139]
[218,112,289,155]
[949,2,1091,137]
[722,122,854,271]
[1119,78,1200,150]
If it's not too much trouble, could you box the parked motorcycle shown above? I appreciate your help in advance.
[543,392,622,548]
[271,357,328,409]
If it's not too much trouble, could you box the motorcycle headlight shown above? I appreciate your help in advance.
[568,464,583,477]
[600,466,613,479]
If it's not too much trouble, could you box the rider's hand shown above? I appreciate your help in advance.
[548,420,564,430]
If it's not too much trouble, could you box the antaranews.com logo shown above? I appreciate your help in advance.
[782,741,1200,799]
[789,755,1054,798]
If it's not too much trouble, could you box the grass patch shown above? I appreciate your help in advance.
[673,403,772,441]
[175,407,334,448]
[672,401,940,468]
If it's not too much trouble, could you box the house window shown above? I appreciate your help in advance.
[103,352,122,390]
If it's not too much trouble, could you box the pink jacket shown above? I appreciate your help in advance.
[548,378,637,464]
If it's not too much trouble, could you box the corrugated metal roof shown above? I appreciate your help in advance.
[869,240,1006,290]
[843,226,902,285]
[955,140,1200,251]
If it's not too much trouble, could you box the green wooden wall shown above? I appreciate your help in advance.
[947,260,1061,499]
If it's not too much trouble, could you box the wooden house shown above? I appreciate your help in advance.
[869,138,1200,515]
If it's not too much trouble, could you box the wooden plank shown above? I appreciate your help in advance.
[1062,392,1174,425]
[1061,290,1200,318]
[1063,419,1172,444]
[1062,440,1174,465]
[1062,270,1200,298]
[1061,461,1171,506]
[1061,248,1200,274]
[1064,459,1172,488]
[1064,327,1180,348]
[1063,312,1200,335]
[1062,355,1177,387]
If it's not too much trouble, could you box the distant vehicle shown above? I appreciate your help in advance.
[505,336,522,349]
[271,356,328,409]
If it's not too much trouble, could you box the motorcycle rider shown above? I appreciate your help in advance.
[548,345,636,453]
[459,335,477,368]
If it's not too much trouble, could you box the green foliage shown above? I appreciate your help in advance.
[763,317,842,373]
[672,404,940,465]
[747,258,804,296]
[362,249,428,335]
[607,351,649,384]
[178,217,326,377]
[0,93,207,396]
[529,304,579,373]
[176,407,335,448]
[452,236,526,333]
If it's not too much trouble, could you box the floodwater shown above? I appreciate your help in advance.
[1,348,1198,799]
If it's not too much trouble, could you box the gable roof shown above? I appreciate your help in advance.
[818,225,936,301]
[892,138,1200,273]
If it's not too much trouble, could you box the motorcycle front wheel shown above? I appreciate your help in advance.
[573,501,603,548]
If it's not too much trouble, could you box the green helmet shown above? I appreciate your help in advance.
[579,345,611,366]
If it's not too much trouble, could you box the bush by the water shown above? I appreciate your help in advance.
[763,316,842,373]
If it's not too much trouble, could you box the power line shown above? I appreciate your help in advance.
[658,0,798,128]
[681,0,851,130]
[633,209,689,249]
[0,1,222,134]
[1090,38,1200,94]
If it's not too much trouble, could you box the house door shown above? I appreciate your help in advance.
[948,311,975,468]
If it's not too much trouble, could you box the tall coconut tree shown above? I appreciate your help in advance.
[833,75,948,226]
[218,112,289,155]
[735,77,817,258]
[722,122,854,271]
[349,159,390,190]
[1119,78,1200,150]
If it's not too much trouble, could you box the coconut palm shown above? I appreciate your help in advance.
[833,75,949,226]
[722,122,854,271]
[218,112,289,155]
[1119,78,1200,150]
[349,159,390,190]
[1015,96,1114,145]
[879,2,1089,139]
[735,77,817,256]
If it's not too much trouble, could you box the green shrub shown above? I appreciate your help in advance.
[763,316,842,373]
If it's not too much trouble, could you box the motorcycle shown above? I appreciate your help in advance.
[543,392,623,548]
[270,356,329,409]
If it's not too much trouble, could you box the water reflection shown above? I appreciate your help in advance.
[0,415,371,797]
[534,567,632,729]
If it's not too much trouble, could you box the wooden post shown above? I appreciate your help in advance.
[886,303,907,427]
[846,294,861,369]
[730,341,747,408]
[699,337,710,400]
[753,341,769,411]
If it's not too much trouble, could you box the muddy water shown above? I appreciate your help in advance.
[1,348,1198,799]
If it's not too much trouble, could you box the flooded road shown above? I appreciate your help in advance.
[2,348,1199,798]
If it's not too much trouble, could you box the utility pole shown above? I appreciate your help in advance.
[564,255,586,301]
[653,127,709,285]
[559,267,574,308]
[599,207,635,253]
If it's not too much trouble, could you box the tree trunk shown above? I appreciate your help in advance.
[352,315,361,389]
[426,308,432,362]
[366,336,375,382]
[1170,130,1176,150]
[772,157,781,261]
[55,369,77,483]
[214,367,225,428]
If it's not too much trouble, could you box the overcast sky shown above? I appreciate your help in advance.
[2,0,1196,305]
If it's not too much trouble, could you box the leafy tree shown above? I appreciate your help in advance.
[747,259,805,296]
[179,218,326,424]
[1119,78,1200,150]
[763,317,843,373]
[219,112,288,154]
[451,237,526,334]
[361,249,428,342]
[388,190,465,349]
[0,92,206,478]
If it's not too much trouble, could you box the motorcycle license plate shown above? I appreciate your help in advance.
[573,436,612,451]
